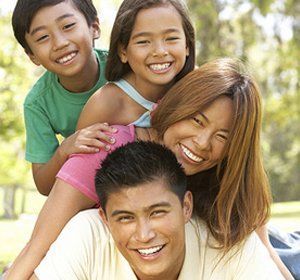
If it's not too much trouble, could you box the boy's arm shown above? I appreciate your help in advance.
[256,225,294,280]
[32,123,116,195]
[5,178,95,280]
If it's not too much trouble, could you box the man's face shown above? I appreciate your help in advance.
[99,179,192,280]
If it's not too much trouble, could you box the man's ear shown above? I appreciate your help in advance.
[26,51,41,66]
[91,17,100,40]
[118,44,127,64]
[99,207,109,227]
[182,191,193,223]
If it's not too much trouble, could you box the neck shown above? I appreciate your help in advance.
[58,52,99,93]
[125,73,173,102]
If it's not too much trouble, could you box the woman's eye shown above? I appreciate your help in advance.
[216,134,228,142]
[193,117,203,126]
[166,37,179,41]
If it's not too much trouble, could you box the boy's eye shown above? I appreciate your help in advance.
[63,22,76,30]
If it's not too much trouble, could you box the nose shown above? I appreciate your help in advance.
[52,32,69,51]
[152,41,168,57]
[193,132,211,151]
[134,219,156,243]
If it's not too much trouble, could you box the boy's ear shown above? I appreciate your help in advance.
[91,17,100,39]
[183,191,193,223]
[99,207,109,227]
[26,51,41,66]
[118,44,127,64]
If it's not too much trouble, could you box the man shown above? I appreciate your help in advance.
[31,141,283,280]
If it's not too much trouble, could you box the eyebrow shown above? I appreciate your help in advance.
[30,13,75,36]
[199,112,230,133]
[131,28,181,40]
[111,202,172,217]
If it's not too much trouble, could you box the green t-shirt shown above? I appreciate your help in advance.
[24,49,108,163]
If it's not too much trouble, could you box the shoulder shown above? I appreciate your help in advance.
[24,70,56,106]
[94,48,108,62]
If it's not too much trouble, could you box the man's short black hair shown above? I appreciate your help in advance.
[95,141,187,211]
[12,0,98,53]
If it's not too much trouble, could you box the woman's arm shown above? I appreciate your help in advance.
[256,225,294,280]
[5,179,95,280]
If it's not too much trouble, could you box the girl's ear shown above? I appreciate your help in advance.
[91,17,101,39]
[118,44,128,64]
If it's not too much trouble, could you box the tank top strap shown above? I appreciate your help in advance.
[112,79,154,111]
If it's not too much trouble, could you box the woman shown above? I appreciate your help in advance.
[6,58,291,279]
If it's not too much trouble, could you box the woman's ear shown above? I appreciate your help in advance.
[91,17,101,39]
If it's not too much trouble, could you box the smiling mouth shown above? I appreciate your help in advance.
[180,144,203,163]
[56,51,77,64]
[137,245,164,256]
[149,63,171,72]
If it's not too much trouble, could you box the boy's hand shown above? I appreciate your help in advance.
[59,123,117,157]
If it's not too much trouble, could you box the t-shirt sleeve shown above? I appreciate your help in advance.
[230,232,285,280]
[24,102,59,163]
[34,210,103,280]
[56,125,135,204]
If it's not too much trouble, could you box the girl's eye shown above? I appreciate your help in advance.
[193,117,203,126]
[36,35,49,42]
[136,40,150,45]
[63,22,76,30]
[166,37,179,41]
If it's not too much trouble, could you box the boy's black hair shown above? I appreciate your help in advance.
[12,0,98,53]
[95,141,187,212]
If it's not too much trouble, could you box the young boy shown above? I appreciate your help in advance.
[12,0,115,195]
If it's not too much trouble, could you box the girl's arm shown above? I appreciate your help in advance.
[256,225,294,280]
[77,85,123,130]
[5,179,95,280]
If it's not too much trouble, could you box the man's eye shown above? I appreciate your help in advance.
[63,22,76,30]
[118,216,133,222]
[151,210,166,217]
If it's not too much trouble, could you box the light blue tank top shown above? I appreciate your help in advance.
[112,79,156,128]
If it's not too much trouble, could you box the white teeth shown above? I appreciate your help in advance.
[149,63,171,71]
[57,52,76,64]
[181,145,203,163]
[137,245,163,256]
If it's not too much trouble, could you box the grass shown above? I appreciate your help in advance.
[0,193,299,273]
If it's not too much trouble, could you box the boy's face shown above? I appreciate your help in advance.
[25,1,99,80]
[99,179,193,280]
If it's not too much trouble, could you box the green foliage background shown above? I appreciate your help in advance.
[0,0,299,207]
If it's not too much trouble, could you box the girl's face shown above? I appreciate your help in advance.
[163,96,234,176]
[119,4,189,93]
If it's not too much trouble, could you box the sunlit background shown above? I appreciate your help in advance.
[0,0,299,270]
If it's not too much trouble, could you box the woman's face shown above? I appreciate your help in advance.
[163,96,234,175]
